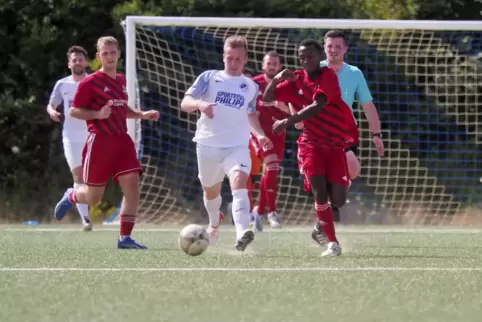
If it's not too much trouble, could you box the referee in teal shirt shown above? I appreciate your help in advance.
[318,30,384,225]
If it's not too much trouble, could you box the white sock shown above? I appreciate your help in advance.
[231,189,251,240]
[203,195,222,228]
[74,183,90,224]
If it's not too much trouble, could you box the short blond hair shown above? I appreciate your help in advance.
[224,36,248,53]
[96,36,118,51]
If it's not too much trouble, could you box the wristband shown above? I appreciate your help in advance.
[372,133,382,138]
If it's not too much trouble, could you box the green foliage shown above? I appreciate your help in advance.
[0,0,481,219]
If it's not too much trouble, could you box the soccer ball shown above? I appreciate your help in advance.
[178,224,210,256]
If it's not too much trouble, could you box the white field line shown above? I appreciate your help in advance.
[0,267,480,272]
[3,227,482,234]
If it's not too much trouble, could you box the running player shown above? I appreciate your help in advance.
[264,39,358,256]
[47,46,92,231]
[180,36,273,251]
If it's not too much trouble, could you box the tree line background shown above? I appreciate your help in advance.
[0,0,480,220]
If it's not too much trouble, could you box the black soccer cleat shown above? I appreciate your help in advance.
[311,222,328,247]
[332,206,341,223]
[235,230,255,251]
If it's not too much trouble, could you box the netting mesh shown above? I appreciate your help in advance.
[129,22,482,226]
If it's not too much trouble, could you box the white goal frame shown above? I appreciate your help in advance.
[124,16,482,154]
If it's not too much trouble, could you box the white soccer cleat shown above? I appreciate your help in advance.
[249,206,263,232]
[82,223,93,232]
[321,242,342,257]
[207,211,224,245]
[267,211,282,229]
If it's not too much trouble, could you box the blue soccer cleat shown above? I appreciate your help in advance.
[54,188,74,221]
[117,236,148,249]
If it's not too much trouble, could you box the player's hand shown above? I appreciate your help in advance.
[295,122,304,130]
[198,102,216,119]
[47,106,61,123]
[274,69,295,82]
[142,110,160,121]
[257,135,273,151]
[272,117,288,134]
[372,135,385,157]
[96,103,112,119]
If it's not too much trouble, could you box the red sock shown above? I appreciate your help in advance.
[247,176,254,212]
[68,189,78,204]
[264,161,280,213]
[257,175,267,215]
[120,214,136,236]
[315,202,337,242]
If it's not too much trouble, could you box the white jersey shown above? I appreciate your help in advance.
[185,70,258,148]
[49,75,88,142]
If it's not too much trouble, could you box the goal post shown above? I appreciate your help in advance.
[122,16,482,226]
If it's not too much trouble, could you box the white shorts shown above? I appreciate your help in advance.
[62,139,84,170]
[196,144,251,187]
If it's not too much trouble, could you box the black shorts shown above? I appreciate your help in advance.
[344,144,359,156]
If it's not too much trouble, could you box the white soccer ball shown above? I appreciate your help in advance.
[178,224,210,256]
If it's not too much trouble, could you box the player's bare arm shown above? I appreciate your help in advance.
[69,105,111,120]
[127,107,160,120]
[263,69,295,102]
[46,103,61,122]
[272,94,327,134]
[248,112,273,151]
[361,101,384,156]
[180,95,215,118]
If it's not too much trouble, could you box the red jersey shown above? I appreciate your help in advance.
[72,71,128,136]
[252,74,288,132]
[275,67,358,149]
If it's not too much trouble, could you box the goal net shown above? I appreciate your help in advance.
[121,17,482,226]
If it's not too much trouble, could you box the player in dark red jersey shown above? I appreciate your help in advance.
[54,36,159,249]
[250,51,289,231]
[263,39,358,256]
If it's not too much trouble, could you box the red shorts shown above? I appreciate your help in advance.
[82,133,143,186]
[250,132,286,160]
[298,146,350,192]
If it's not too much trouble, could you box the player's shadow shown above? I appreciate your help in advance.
[383,245,482,250]
[350,254,470,259]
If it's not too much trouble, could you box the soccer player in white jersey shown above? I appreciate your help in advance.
[180,36,273,251]
[47,46,92,231]
[309,30,385,244]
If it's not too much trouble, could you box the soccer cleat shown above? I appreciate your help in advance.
[117,236,148,249]
[321,241,342,257]
[82,218,93,232]
[249,206,263,232]
[54,188,74,221]
[332,206,341,223]
[235,230,255,251]
[267,211,282,229]
[207,211,224,245]
[311,222,328,247]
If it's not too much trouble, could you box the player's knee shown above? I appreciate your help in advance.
[118,173,140,202]
[84,187,104,205]
[309,175,329,204]
[330,186,348,208]
[263,153,278,165]
[346,151,360,180]
[229,170,249,190]
[202,183,222,200]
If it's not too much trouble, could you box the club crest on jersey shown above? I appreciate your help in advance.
[214,91,245,109]
[240,83,248,92]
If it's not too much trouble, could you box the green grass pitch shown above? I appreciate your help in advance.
[0,224,481,322]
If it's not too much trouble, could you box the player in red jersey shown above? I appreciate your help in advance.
[54,36,159,249]
[263,39,358,256]
[250,51,289,231]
